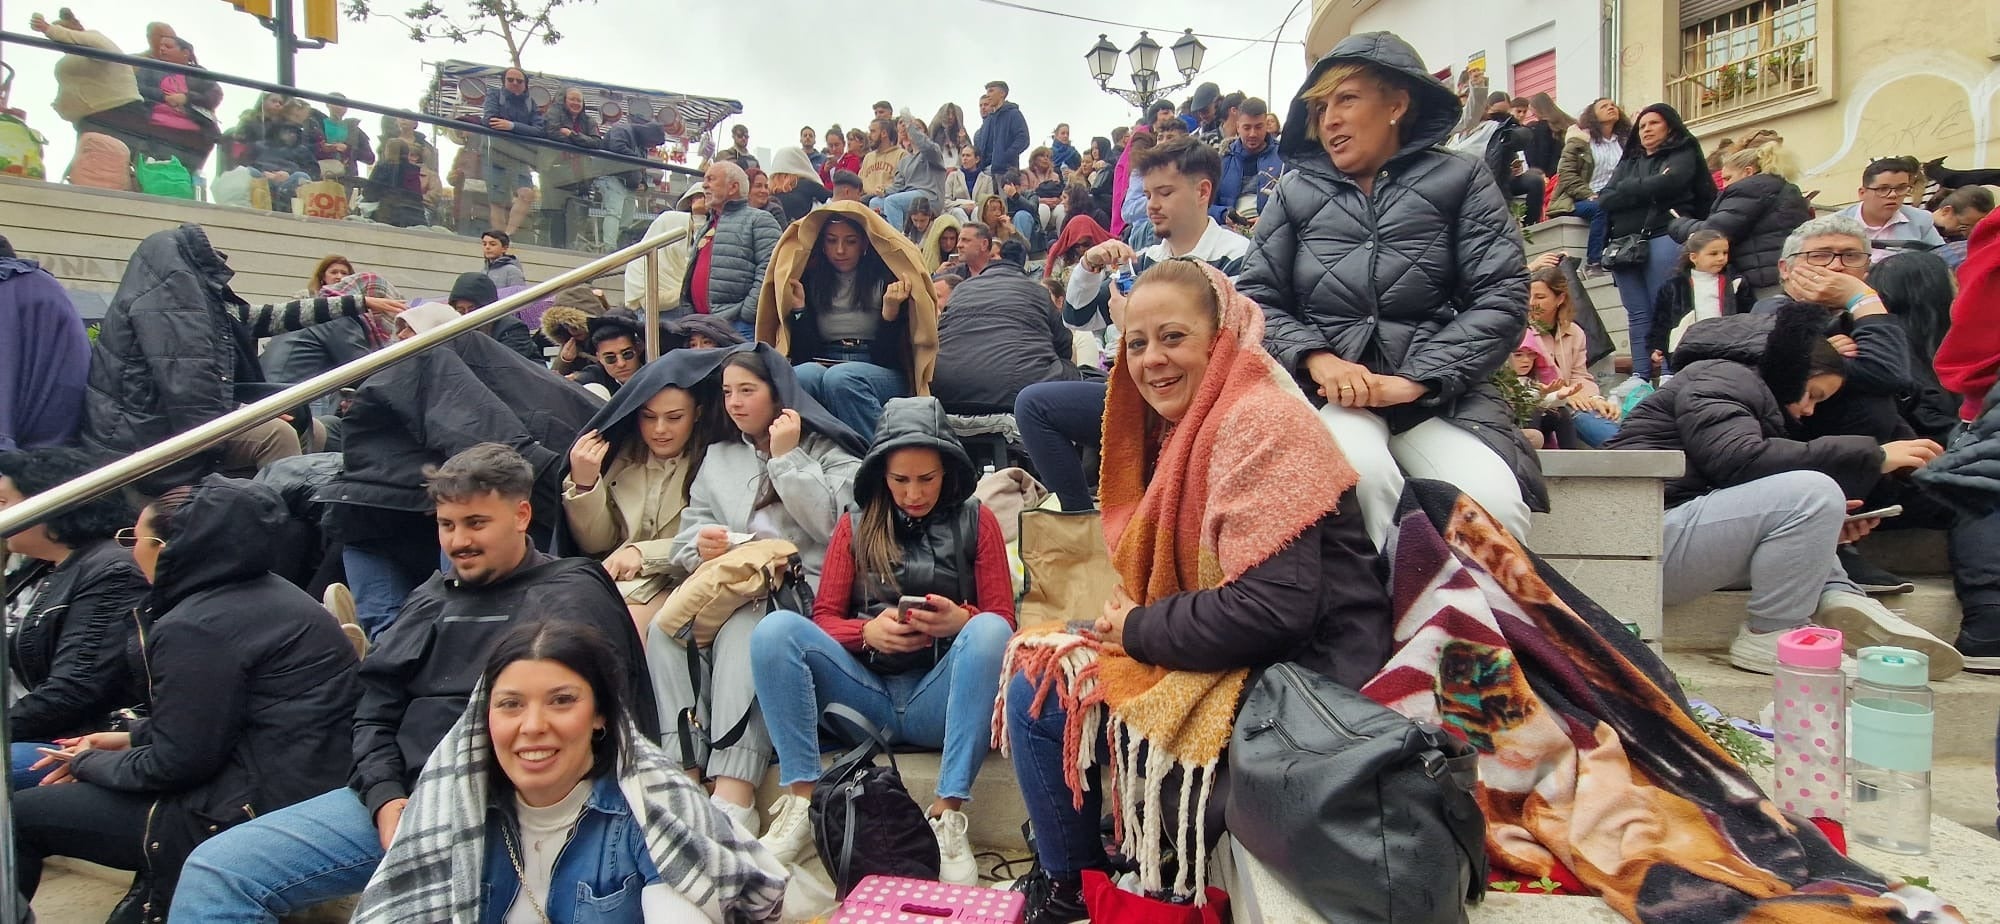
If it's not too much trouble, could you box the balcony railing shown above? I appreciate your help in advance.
[1669,30,1819,122]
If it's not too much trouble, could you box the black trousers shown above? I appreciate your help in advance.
[1504,168,1549,224]
[13,782,152,899]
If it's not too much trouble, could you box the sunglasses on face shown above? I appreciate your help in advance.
[598,348,639,363]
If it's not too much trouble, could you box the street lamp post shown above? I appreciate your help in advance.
[1084,28,1206,110]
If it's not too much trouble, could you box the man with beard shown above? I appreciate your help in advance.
[170,444,654,921]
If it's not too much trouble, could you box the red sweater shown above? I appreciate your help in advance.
[811,506,1016,651]
[1936,210,2000,421]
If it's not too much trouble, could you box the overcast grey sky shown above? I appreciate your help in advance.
[6,0,1313,173]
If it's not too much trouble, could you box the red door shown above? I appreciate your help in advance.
[1512,51,1557,99]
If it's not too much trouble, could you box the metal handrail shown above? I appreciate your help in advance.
[0,225,689,538]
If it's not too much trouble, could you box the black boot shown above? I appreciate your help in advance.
[1838,545,1915,595]
[1955,605,2000,672]
[1011,864,1089,924]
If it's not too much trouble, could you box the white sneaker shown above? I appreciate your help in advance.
[930,809,979,885]
[1814,590,1964,680]
[1728,625,1855,676]
[712,795,758,837]
[757,793,814,865]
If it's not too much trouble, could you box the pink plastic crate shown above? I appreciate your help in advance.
[830,876,1026,923]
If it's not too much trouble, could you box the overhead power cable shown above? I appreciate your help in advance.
[971,0,1305,45]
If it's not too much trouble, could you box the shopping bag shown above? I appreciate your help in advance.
[135,156,195,199]
[1016,508,1119,629]
[297,179,350,220]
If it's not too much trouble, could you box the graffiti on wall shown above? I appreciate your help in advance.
[1805,50,1999,179]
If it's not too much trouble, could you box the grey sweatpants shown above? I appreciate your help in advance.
[647,604,774,783]
[1661,470,1862,633]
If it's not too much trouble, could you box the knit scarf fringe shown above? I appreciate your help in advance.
[994,630,1218,904]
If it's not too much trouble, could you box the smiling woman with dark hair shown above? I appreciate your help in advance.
[0,448,147,790]
[353,619,786,923]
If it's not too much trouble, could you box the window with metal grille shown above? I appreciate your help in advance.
[1672,0,1819,121]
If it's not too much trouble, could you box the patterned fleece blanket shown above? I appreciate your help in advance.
[1364,480,1961,923]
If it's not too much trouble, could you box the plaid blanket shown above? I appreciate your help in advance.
[1365,480,1962,923]
[352,683,786,923]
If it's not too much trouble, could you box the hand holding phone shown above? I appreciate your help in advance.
[896,594,933,624]
[1844,504,1902,523]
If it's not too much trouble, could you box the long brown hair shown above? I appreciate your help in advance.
[850,446,950,591]
[1527,266,1574,330]
[722,352,786,511]
[309,253,353,292]
[1528,93,1573,134]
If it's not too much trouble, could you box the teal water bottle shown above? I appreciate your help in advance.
[1849,646,1933,855]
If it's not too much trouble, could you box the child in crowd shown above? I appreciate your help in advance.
[1500,329,1577,449]
[1647,230,1754,374]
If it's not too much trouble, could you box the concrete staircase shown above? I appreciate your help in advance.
[1522,216,1633,376]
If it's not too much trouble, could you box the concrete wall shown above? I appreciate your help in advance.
[0,176,594,308]
[1616,1,2000,206]
[1306,0,1606,112]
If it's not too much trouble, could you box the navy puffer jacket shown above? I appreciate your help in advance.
[1238,31,1544,512]
[681,198,783,326]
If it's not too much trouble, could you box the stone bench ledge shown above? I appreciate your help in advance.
[1537,449,1685,479]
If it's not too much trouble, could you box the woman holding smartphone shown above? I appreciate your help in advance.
[651,346,865,832]
[748,396,1013,886]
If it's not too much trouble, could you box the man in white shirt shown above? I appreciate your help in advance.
[622,186,704,311]
[1834,157,1945,262]
[1019,136,1252,512]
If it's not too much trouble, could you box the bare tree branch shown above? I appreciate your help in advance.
[343,0,594,68]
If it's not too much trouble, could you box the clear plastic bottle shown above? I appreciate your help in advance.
[1849,646,1933,854]
[1771,627,1846,822]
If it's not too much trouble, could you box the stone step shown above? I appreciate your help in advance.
[1662,578,1963,653]
[1663,651,2000,760]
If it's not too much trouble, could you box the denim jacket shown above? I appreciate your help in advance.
[481,774,662,924]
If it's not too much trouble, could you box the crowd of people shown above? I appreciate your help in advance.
[4,21,2000,924]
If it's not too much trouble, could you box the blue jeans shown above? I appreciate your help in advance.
[1572,199,1609,264]
[170,787,383,923]
[1013,210,1041,250]
[1015,380,1107,511]
[1573,410,1621,447]
[793,359,909,442]
[11,742,55,791]
[1610,234,1682,380]
[733,319,755,342]
[341,545,430,639]
[1005,671,1110,875]
[750,610,1011,800]
[874,189,932,237]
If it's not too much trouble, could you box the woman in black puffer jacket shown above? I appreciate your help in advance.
[1238,31,1541,549]
[1599,102,1715,385]
[1669,141,1811,301]
[11,476,361,918]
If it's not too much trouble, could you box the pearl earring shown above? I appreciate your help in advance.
[1390,118,1398,125]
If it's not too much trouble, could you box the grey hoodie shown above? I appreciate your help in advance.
[886,116,950,210]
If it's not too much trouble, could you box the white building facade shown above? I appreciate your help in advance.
[1306,0,1611,118]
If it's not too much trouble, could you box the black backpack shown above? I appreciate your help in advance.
[810,705,941,897]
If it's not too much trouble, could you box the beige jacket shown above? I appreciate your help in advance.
[562,448,691,576]
[46,24,141,124]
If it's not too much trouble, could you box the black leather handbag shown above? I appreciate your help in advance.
[810,705,940,898]
[1227,662,1487,923]
[1600,232,1649,269]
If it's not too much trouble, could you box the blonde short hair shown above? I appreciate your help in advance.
[1298,63,1412,144]
[1722,141,1798,182]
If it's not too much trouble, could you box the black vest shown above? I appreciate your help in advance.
[848,499,981,674]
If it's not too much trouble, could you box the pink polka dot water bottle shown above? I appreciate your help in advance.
[1772,627,1846,822]
[1849,646,1933,854]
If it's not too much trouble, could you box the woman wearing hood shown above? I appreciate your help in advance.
[563,349,735,636]
[756,201,940,441]
[769,146,831,223]
[748,396,1014,887]
[1598,101,1717,385]
[921,212,963,275]
[652,345,865,831]
[1606,307,1961,678]
[13,477,360,916]
[1235,31,1542,550]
